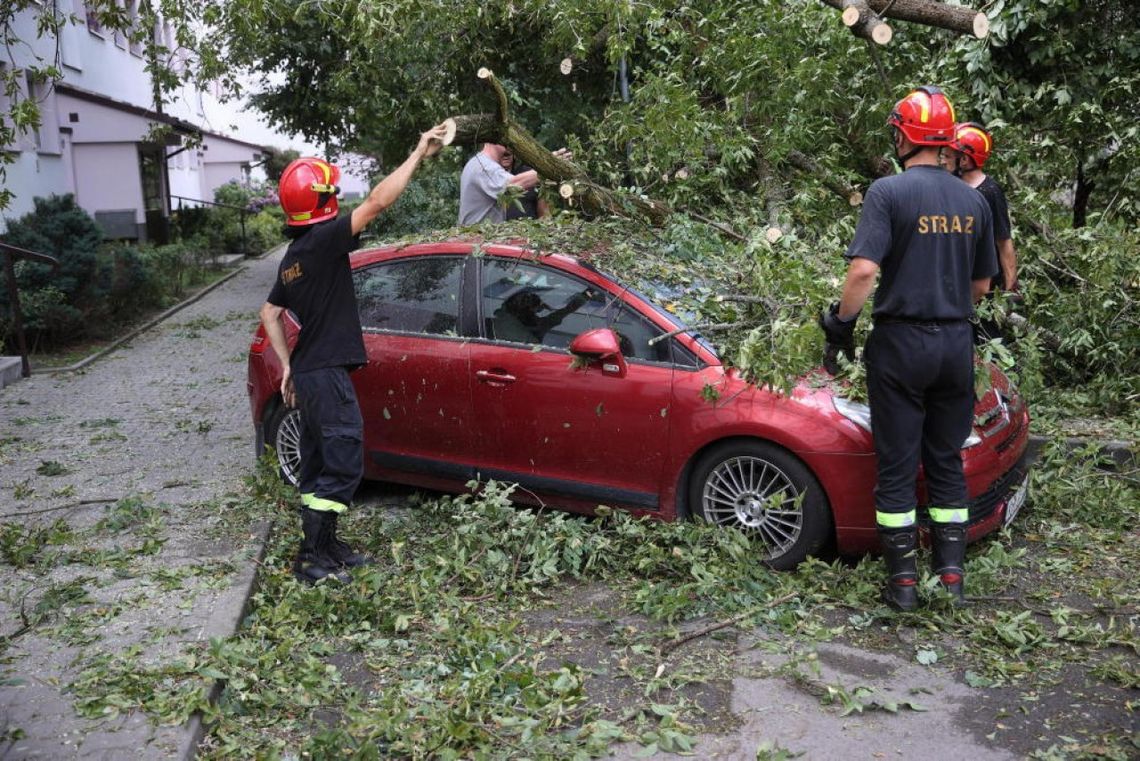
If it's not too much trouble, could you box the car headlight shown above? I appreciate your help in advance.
[832,398,872,433]
[834,397,983,448]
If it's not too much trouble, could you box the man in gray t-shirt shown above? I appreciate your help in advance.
[458,143,539,224]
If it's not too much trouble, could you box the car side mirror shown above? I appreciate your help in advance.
[570,328,622,359]
[569,328,626,377]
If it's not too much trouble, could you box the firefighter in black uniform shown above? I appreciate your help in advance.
[944,122,1020,344]
[820,87,998,610]
[260,124,447,584]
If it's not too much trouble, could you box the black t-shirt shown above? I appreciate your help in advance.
[975,175,1012,243]
[504,163,540,220]
[845,165,999,321]
[266,215,366,372]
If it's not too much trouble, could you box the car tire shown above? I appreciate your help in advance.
[687,439,832,570]
[263,403,302,487]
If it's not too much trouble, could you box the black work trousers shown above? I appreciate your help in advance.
[291,366,364,511]
[865,320,974,515]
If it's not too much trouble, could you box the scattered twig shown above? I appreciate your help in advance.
[444,547,487,588]
[684,211,749,242]
[10,497,120,517]
[658,591,798,659]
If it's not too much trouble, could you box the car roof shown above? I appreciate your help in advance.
[350,239,582,270]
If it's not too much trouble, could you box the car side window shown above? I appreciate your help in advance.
[481,259,669,361]
[354,257,464,335]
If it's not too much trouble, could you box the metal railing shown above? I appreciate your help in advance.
[169,194,251,256]
[1,240,60,378]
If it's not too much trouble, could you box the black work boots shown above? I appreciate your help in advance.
[324,512,374,569]
[294,507,374,584]
[931,522,967,605]
[879,528,919,611]
[879,524,969,611]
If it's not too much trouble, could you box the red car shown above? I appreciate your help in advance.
[247,240,1030,569]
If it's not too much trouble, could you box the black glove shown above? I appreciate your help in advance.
[818,302,857,375]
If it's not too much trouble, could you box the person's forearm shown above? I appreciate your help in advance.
[261,309,291,369]
[837,260,879,320]
[998,239,1017,288]
[509,169,539,190]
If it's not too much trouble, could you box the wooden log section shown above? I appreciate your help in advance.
[819,0,988,38]
[840,0,893,45]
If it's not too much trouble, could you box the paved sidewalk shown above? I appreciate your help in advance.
[0,251,282,759]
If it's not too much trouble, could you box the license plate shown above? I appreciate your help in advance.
[1003,477,1029,527]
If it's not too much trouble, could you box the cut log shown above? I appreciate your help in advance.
[819,0,988,38]
[786,150,863,206]
[440,114,501,147]
[840,0,893,45]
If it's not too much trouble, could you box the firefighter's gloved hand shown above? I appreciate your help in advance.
[818,302,857,375]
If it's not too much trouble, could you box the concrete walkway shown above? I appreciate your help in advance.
[0,251,282,759]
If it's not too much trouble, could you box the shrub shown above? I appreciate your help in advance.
[0,194,109,347]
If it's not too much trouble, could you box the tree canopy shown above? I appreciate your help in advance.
[3,0,1138,419]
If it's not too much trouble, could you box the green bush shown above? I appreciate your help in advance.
[0,194,110,347]
[0,194,228,353]
[243,209,286,254]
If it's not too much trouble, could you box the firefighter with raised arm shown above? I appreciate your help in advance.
[259,124,447,584]
[819,87,998,611]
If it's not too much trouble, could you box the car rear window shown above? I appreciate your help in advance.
[354,257,464,336]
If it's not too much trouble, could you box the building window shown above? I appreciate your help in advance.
[85,2,105,37]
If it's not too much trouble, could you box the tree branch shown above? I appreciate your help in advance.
[819,0,989,38]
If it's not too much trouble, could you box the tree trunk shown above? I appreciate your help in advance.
[1072,160,1093,229]
[819,0,988,38]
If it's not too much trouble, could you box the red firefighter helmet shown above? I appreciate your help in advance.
[279,157,341,227]
[951,121,993,168]
[887,86,956,146]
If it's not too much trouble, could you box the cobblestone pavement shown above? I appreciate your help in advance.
[0,251,283,759]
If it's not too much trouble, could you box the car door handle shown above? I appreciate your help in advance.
[476,369,517,385]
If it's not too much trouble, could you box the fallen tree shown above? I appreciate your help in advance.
[441,68,670,225]
[818,0,989,41]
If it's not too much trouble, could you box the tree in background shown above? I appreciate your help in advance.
[260,146,300,185]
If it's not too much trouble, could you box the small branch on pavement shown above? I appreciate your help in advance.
[11,497,120,516]
[658,591,798,659]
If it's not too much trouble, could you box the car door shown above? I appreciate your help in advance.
[351,254,473,481]
[468,257,674,512]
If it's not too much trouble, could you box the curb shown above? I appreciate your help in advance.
[1027,434,1135,470]
[29,265,248,376]
[179,519,274,761]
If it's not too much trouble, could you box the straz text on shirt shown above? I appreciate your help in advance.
[916,214,975,235]
[281,262,303,285]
